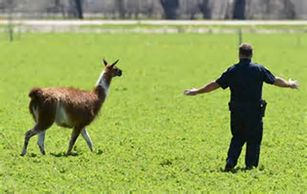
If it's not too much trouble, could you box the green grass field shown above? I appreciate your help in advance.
[0,32,306,192]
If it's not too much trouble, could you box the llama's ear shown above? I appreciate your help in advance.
[103,58,108,66]
[111,59,119,67]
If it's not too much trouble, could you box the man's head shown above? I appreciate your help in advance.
[239,43,253,59]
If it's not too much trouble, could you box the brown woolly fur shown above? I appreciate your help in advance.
[21,59,122,156]
[29,87,105,128]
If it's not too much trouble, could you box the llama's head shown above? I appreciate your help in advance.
[103,59,122,77]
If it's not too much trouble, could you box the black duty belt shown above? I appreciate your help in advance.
[228,100,267,117]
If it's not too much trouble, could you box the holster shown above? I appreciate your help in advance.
[260,100,267,117]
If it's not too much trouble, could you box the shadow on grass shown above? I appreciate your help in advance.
[50,152,79,157]
[49,149,103,157]
[219,167,256,174]
[29,153,38,157]
[96,149,103,155]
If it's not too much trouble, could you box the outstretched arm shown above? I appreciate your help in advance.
[273,77,299,89]
[184,81,220,96]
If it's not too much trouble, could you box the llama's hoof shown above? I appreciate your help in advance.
[38,146,46,155]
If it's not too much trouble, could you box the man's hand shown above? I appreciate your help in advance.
[184,88,199,96]
[288,79,299,89]
[274,77,299,89]
[184,82,220,96]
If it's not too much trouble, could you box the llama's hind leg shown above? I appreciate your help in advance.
[37,131,46,155]
[24,99,55,156]
[21,125,40,156]
[66,127,82,155]
[81,128,94,152]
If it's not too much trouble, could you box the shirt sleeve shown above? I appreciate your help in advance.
[216,68,230,89]
[261,66,276,84]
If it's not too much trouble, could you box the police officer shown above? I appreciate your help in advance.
[184,43,299,171]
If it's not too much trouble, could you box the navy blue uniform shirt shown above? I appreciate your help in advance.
[216,59,276,103]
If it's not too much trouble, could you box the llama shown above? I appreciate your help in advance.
[21,59,122,156]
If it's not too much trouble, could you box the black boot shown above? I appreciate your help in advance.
[245,165,256,171]
[224,163,235,172]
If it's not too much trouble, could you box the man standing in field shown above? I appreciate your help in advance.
[184,43,298,171]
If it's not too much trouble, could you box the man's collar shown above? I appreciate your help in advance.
[239,58,251,63]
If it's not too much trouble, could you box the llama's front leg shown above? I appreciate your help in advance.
[21,125,40,156]
[37,131,46,155]
[66,127,82,155]
[81,128,94,152]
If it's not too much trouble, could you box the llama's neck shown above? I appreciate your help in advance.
[95,71,112,97]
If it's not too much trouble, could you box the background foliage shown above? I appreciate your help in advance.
[0,0,306,20]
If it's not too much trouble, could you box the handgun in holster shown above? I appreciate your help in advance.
[260,100,267,117]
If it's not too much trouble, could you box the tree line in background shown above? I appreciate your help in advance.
[0,0,300,20]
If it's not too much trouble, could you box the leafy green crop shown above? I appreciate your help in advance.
[0,33,306,192]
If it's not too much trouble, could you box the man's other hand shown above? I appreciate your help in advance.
[184,88,198,96]
[288,79,299,89]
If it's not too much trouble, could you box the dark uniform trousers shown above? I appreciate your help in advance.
[226,103,263,168]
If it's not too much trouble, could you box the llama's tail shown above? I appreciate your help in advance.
[28,88,44,122]
[29,88,43,100]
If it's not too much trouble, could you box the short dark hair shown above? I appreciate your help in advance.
[239,43,253,58]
